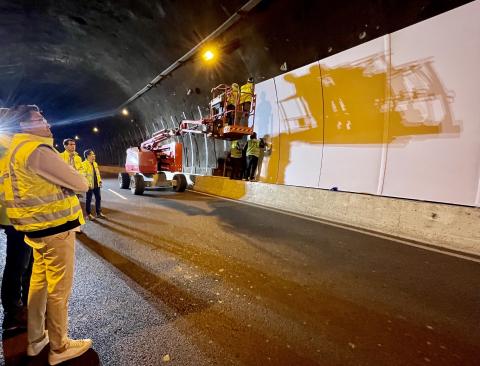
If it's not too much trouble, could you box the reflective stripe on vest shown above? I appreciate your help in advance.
[246,139,260,157]
[2,133,84,232]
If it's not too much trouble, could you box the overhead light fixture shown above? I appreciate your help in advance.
[203,50,215,61]
[93,127,99,133]
[74,135,79,140]
[201,46,218,63]
[118,0,263,108]
[121,108,129,116]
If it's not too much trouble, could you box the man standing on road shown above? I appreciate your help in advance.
[0,105,92,365]
[229,140,243,180]
[82,149,105,220]
[245,132,261,181]
[0,112,33,331]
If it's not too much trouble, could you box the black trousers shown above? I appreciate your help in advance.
[246,155,259,180]
[1,225,33,313]
[240,102,252,126]
[230,157,243,179]
[86,187,101,215]
[226,104,236,125]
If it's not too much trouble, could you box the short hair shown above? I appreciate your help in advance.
[0,105,40,133]
[250,132,257,139]
[83,149,94,159]
[63,138,75,147]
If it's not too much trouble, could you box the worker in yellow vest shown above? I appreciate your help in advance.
[0,105,92,364]
[59,138,83,174]
[230,139,243,180]
[226,83,240,125]
[245,132,261,181]
[0,122,33,331]
[239,77,255,126]
[82,149,105,220]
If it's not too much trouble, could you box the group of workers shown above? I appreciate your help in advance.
[0,97,262,364]
[215,77,255,127]
[60,138,104,220]
[0,105,103,365]
[230,132,268,181]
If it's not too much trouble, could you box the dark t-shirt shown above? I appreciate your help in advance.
[92,162,99,188]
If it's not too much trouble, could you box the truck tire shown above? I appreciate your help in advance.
[130,174,145,195]
[118,172,130,189]
[173,174,187,192]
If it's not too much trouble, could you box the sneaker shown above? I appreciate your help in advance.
[27,331,49,356]
[48,338,92,365]
[87,214,96,220]
[96,213,107,219]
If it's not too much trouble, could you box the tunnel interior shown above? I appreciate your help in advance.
[0,0,471,166]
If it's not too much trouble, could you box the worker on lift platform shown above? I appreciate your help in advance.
[239,77,255,126]
[226,83,239,126]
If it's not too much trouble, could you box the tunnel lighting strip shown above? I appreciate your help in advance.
[119,0,263,109]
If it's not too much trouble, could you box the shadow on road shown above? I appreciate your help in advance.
[76,233,211,317]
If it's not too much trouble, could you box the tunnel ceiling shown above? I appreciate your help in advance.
[0,0,472,163]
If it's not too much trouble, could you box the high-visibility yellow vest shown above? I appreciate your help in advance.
[230,140,242,159]
[0,135,11,226]
[0,203,8,226]
[59,150,84,173]
[240,82,254,104]
[246,139,260,157]
[1,133,84,233]
[227,85,240,105]
[82,160,102,189]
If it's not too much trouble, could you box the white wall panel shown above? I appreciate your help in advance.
[318,37,389,193]
[273,62,324,187]
[253,79,280,183]
[383,1,480,205]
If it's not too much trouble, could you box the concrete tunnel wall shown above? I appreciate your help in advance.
[122,1,480,208]
[253,1,480,207]
[88,0,472,163]
[1,0,478,248]
[0,0,472,166]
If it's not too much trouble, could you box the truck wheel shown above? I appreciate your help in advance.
[118,172,130,189]
[130,174,145,195]
[173,174,187,192]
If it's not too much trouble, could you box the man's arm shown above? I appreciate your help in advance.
[27,146,89,192]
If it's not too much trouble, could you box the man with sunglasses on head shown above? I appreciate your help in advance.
[0,105,92,365]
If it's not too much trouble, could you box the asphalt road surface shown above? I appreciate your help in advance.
[1,178,479,366]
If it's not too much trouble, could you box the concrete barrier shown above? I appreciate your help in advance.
[193,176,480,258]
[99,165,124,175]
